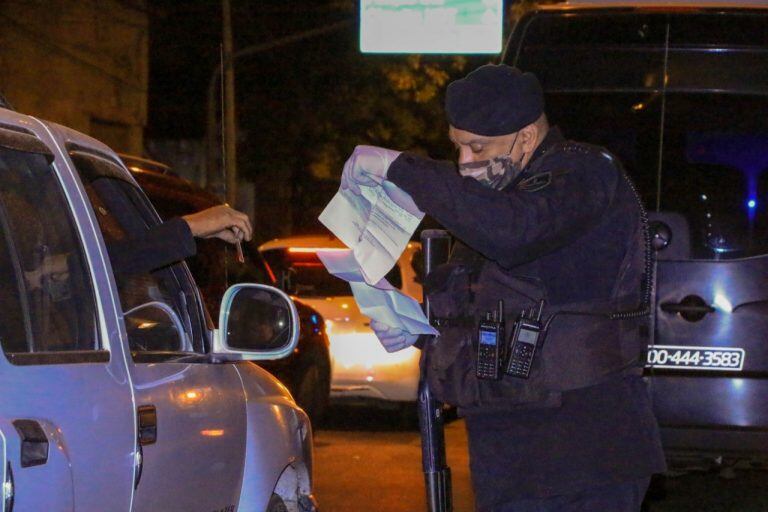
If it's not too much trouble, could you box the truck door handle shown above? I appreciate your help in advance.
[134,405,156,490]
[660,295,715,322]
[4,462,14,512]
[134,445,143,490]
[12,420,48,468]
[137,405,157,445]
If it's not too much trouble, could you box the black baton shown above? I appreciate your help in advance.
[418,229,452,512]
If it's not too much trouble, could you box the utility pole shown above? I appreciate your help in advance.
[222,0,238,207]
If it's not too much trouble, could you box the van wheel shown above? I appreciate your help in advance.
[294,349,330,425]
[267,493,288,512]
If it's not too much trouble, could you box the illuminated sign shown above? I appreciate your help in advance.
[360,0,503,54]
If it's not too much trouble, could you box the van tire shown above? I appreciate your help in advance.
[267,494,288,512]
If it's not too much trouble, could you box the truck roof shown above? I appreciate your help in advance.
[540,0,768,11]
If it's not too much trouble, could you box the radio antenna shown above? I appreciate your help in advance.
[219,42,231,289]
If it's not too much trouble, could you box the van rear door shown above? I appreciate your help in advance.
[646,98,768,460]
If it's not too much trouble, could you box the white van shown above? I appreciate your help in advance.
[260,236,424,415]
[0,105,316,511]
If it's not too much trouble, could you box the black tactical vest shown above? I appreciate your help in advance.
[423,144,651,415]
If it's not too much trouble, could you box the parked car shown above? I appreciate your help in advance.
[505,0,768,469]
[259,235,424,417]
[121,155,332,422]
[0,107,316,511]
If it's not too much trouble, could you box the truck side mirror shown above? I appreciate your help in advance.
[214,284,299,360]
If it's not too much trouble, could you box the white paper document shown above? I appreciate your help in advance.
[319,180,424,285]
[317,237,437,337]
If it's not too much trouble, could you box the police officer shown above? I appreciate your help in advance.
[341,65,666,511]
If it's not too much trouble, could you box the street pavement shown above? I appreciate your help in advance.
[312,406,768,512]
[313,407,474,511]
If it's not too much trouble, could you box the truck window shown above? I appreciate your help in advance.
[0,147,102,364]
[70,151,207,357]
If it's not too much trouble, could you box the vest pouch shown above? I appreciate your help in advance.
[425,325,480,409]
[426,263,564,413]
[470,269,563,412]
[471,337,562,414]
[424,262,475,319]
[425,324,562,414]
[539,302,645,391]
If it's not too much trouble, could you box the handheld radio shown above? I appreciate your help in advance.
[476,300,505,380]
[505,300,545,379]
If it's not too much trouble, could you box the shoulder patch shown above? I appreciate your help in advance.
[559,142,594,156]
[517,169,571,192]
[518,172,552,192]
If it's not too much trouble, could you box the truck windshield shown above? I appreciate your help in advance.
[509,10,768,259]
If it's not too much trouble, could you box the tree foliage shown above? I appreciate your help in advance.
[232,7,489,234]
[149,0,539,237]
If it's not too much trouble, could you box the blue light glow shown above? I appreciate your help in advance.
[748,199,757,209]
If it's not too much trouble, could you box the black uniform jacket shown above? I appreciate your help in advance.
[388,128,666,507]
[107,217,196,277]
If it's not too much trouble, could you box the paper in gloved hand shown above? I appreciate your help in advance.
[316,249,438,337]
[319,180,424,286]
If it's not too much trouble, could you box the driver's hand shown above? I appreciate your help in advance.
[182,205,252,244]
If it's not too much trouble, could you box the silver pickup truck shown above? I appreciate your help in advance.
[0,105,316,511]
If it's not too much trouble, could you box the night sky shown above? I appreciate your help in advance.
[147,0,355,140]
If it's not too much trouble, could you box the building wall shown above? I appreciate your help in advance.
[0,0,148,154]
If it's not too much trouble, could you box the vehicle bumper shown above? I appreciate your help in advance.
[649,374,768,466]
[661,426,768,468]
[329,333,420,403]
[329,385,416,407]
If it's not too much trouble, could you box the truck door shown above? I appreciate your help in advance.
[66,148,247,512]
[0,124,136,510]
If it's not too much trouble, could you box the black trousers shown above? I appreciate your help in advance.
[491,477,651,512]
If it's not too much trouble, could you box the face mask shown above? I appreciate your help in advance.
[458,134,524,190]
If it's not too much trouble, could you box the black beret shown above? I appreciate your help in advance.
[445,64,544,136]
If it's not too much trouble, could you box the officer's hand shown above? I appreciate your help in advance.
[182,205,253,245]
[340,145,401,195]
[370,319,419,353]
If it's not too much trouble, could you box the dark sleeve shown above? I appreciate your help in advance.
[387,151,617,268]
[107,217,196,277]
